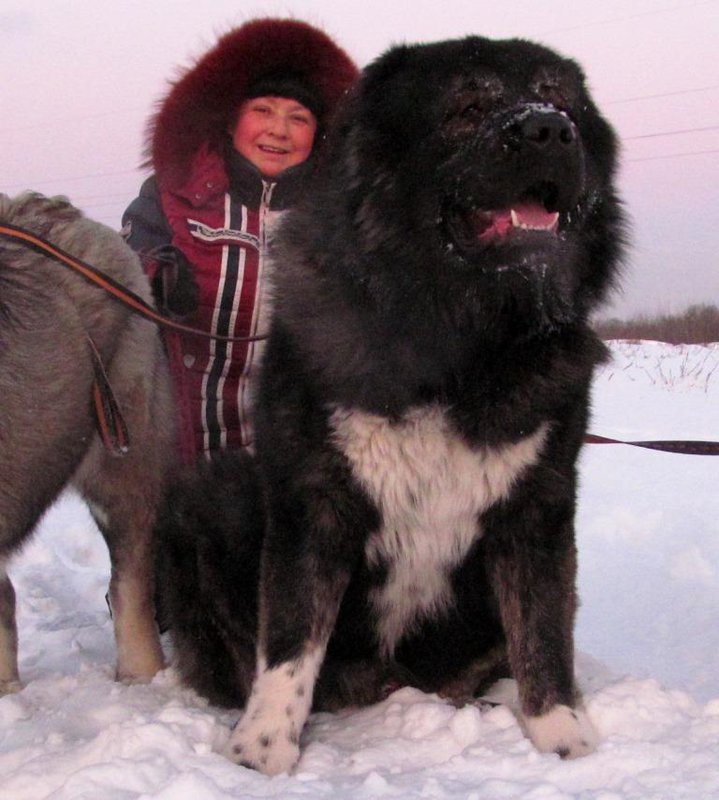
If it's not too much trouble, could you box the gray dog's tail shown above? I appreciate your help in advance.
[155,451,263,708]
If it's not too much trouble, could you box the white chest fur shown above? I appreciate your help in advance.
[330,405,548,655]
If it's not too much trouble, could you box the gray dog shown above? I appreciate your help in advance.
[0,192,174,694]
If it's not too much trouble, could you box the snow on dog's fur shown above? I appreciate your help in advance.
[157,34,625,775]
[0,192,174,693]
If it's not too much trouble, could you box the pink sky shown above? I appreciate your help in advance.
[2,0,717,318]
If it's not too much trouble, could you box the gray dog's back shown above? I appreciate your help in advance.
[0,192,174,693]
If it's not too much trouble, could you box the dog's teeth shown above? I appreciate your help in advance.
[510,209,559,231]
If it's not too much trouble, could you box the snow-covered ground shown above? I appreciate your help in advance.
[1,341,717,799]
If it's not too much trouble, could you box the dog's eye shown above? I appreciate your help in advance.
[532,67,579,112]
[443,73,504,136]
[445,87,499,127]
[536,83,570,110]
[443,100,488,136]
[460,103,483,118]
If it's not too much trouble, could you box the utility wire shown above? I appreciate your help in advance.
[625,125,719,140]
[0,106,150,135]
[5,65,717,190]
[625,147,719,163]
[540,0,717,36]
[8,121,718,192]
[5,82,716,137]
[4,169,144,192]
[606,85,719,105]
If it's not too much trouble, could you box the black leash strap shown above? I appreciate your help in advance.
[585,433,719,456]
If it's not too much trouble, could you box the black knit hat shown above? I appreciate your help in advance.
[244,71,326,120]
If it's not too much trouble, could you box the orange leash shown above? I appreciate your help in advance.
[86,333,130,456]
[0,222,267,344]
[0,222,266,456]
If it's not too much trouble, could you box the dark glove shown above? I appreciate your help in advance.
[148,245,199,317]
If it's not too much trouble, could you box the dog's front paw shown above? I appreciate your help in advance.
[523,704,598,759]
[225,718,300,776]
[223,652,321,774]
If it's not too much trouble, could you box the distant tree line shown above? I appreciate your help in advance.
[594,303,719,344]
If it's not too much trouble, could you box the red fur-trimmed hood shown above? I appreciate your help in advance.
[147,18,359,190]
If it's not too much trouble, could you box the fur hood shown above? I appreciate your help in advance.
[147,18,358,190]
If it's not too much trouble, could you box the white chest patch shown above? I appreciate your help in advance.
[330,405,548,655]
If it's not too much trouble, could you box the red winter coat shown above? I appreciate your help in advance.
[121,19,357,465]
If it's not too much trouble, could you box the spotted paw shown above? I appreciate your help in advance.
[523,704,598,759]
[225,719,300,776]
[223,652,320,774]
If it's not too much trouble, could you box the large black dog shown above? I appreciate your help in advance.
[158,35,625,774]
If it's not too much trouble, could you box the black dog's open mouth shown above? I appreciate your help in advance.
[444,184,566,254]
[477,204,558,240]
[446,202,559,250]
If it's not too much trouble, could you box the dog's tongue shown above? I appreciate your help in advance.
[475,203,559,242]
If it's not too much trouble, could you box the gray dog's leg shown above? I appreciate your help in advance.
[101,508,165,682]
[0,562,21,694]
[75,320,173,684]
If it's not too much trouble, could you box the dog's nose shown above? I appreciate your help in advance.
[520,109,576,150]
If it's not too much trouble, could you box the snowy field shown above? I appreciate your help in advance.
[1,341,717,799]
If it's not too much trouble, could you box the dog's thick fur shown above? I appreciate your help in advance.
[158,35,625,774]
[0,192,175,693]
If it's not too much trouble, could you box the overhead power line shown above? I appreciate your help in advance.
[625,125,719,140]
[606,85,719,105]
[2,74,717,140]
[0,106,150,136]
[5,84,718,192]
[625,147,719,163]
[4,168,144,192]
[540,0,717,36]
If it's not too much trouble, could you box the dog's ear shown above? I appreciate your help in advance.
[353,45,437,150]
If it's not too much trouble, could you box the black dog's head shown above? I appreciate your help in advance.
[302,36,625,338]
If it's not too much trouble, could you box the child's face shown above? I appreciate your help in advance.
[231,96,317,178]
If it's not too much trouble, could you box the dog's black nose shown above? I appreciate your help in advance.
[520,109,576,150]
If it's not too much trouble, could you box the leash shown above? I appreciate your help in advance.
[584,433,719,456]
[0,222,267,344]
[85,333,130,456]
[2,223,717,457]
[0,221,267,456]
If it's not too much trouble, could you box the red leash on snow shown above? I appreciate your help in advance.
[1,223,717,457]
